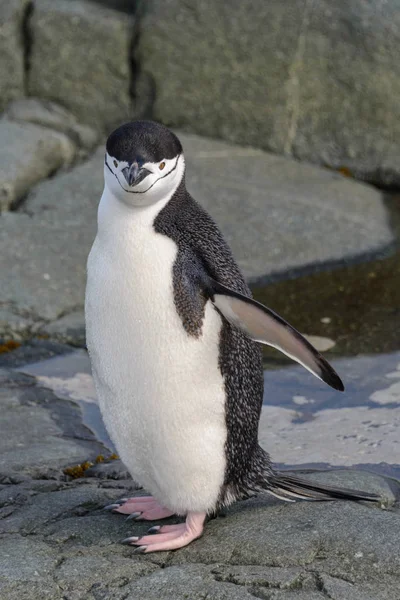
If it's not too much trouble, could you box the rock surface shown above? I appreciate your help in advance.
[4,98,99,153]
[0,133,393,330]
[0,361,399,600]
[0,0,30,112]
[28,0,134,133]
[137,0,400,186]
[0,120,75,211]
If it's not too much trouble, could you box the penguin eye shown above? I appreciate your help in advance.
[159,161,166,170]
[113,159,118,168]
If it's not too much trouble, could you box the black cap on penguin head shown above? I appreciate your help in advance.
[106,120,183,166]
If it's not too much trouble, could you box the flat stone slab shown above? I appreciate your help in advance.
[0,120,75,211]
[4,98,99,153]
[0,359,399,599]
[0,133,393,330]
[183,134,393,280]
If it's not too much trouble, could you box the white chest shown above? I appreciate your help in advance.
[85,191,227,514]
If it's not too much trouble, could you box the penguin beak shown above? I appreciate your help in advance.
[122,161,151,187]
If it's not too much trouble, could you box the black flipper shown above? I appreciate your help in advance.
[267,472,380,503]
[209,279,344,392]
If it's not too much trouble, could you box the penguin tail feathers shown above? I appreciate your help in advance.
[267,472,380,503]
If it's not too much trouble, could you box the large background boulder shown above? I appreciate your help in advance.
[0,0,31,112]
[28,0,134,133]
[137,0,400,186]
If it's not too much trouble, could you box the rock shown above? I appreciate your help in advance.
[0,537,58,581]
[54,554,157,598]
[290,0,400,188]
[0,134,393,323]
[0,147,103,321]
[85,459,133,480]
[29,0,134,132]
[4,98,99,153]
[0,367,105,476]
[318,574,400,600]
[302,335,336,352]
[0,308,33,338]
[258,351,400,479]
[169,495,400,575]
[182,134,392,282]
[0,121,75,211]
[0,537,61,599]
[43,310,86,346]
[125,564,260,599]
[0,339,73,369]
[0,0,30,112]
[89,0,135,11]
[137,0,400,186]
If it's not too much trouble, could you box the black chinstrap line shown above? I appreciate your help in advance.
[105,156,180,195]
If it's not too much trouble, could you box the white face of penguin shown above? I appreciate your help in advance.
[103,121,185,208]
[104,152,185,207]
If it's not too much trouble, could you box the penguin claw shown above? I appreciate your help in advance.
[126,512,142,521]
[132,545,147,554]
[147,525,161,534]
[104,503,123,511]
[120,536,140,545]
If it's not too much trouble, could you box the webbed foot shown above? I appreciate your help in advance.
[105,495,175,520]
[122,511,206,553]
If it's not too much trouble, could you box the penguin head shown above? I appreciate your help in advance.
[104,120,185,206]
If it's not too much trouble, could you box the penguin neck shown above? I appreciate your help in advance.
[98,171,186,241]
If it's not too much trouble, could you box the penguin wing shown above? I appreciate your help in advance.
[208,279,344,391]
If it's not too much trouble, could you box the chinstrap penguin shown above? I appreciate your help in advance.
[85,121,378,553]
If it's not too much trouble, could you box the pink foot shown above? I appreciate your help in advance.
[122,511,206,553]
[104,495,175,520]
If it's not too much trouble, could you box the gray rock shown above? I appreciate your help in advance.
[44,310,86,346]
[183,134,393,282]
[0,134,393,324]
[125,564,258,599]
[0,0,30,112]
[4,98,99,153]
[0,369,105,477]
[291,0,400,188]
[258,351,400,476]
[1,485,115,535]
[169,495,400,576]
[89,0,135,11]
[0,121,75,211]
[85,459,133,480]
[54,553,157,598]
[29,0,134,132]
[0,537,62,600]
[318,574,400,600]
[0,339,73,369]
[137,0,400,186]
[0,147,103,321]
[0,308,33,338]
[0,536,58,581]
